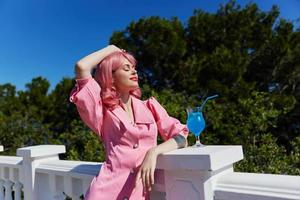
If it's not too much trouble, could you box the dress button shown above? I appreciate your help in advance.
[123,197,129,200]
[133,143,138,149]
[130,168,135,174]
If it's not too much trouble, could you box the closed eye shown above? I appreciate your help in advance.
[123,64,136,70]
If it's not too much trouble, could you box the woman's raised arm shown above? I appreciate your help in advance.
[75,45,122,79]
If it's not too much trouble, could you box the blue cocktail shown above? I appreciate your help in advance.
[186,94,219,147]
[187,107,205,147]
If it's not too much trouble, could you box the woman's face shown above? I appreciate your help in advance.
[112,58,139,93]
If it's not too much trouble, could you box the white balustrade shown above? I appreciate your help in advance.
[17,145,67,200]
[215,172,300,200]
[0,145,23,200]
[36,159,101,199]
[0,144,298,200]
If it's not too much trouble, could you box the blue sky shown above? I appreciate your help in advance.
[0,0,299,92]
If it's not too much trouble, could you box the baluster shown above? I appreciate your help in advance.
[12,181,22,200]
[8,169,13,184]
[12,168,19,183]
[54,191,66,200]
[8,168,15,200]
[0,179,5,200]
[64,176,72,199]
[3,168,8,180]
[0,168,3,180]
[54,176,66,200]
[82,178,91,199]
[72,178,82,200]
[3,179,13,200]
[49,175,58,199]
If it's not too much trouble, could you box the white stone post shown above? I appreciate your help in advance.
[17,145,66,200]
[154,145,243,200]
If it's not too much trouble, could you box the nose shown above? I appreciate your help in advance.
[132,68,137,74]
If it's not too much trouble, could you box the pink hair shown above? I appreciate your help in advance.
[94,51,142,110]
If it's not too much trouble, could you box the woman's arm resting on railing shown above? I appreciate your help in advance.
[172,134,188,148]
[152,131,187,156]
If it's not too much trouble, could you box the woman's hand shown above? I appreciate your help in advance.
[135,148,158,193]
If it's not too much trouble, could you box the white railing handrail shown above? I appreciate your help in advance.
[156,145,243,171]
[16,145,66,158]
[215,172,300,200]
[0,156,22,168]
[37,159,101,178]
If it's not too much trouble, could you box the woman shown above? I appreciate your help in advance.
[69,45,189,200]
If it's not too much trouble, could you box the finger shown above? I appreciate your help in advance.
[151,168,155,185]
[144,169,148,190]
[143,169,150,192]
[142,185,146,195]
[135,170,141,187]
[146,170,151,191]
[142,169,146,192]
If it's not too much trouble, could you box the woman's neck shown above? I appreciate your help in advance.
[119,92,130,104]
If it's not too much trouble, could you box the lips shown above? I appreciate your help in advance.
[130,77,138,81]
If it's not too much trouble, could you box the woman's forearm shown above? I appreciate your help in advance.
[75,45,121,79]
[151,133,188,156]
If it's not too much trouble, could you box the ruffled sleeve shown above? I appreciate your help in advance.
[69,76,103,137]
[145,96,189,141]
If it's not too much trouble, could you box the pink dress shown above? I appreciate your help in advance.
[69,76,189,200]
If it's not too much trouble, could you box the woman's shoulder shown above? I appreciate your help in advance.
[130,95,160,109]
[142,96,158,103]
[141,96,164,111]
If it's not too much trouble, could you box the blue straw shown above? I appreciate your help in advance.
[199,94,219,111]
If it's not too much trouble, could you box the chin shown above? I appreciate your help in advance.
[130,84,139,89]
